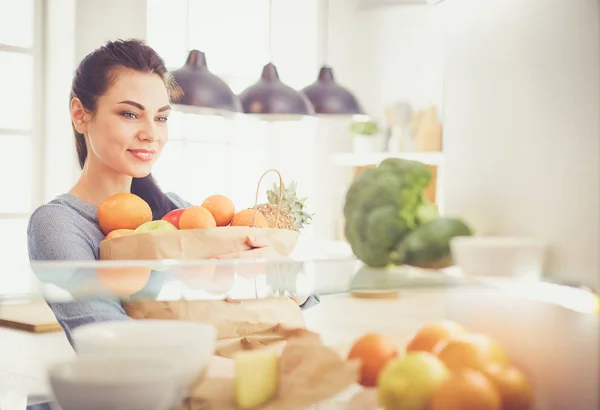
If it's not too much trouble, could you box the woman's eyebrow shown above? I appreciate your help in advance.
[117,100,171,112]
[118,100,144,110]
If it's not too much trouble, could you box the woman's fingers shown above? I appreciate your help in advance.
[246,235,268,248]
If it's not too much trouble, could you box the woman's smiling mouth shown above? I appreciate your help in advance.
[128,149,156,162]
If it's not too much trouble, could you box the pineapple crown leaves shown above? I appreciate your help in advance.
[266,180,314,230]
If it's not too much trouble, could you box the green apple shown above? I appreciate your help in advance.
[378,351,449,410]
[134,219,178,234]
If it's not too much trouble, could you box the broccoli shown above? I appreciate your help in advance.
[343,158,472,269]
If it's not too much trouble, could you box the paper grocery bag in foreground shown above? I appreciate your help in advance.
[123,298,307,358]
[179,329,361,410]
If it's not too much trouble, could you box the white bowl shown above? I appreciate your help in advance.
[71,320,217,391]
[450,236,547,279]
[48,356,181,410]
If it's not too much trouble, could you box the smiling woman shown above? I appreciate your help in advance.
[26,40,318,361]
[27,39,191,348]
[68,40,181,219]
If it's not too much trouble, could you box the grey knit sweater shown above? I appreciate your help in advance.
[27,193,318,347]
[26,193,190,345]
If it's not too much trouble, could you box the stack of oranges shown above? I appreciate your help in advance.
[347,321,534,410]
[97,192,270,239]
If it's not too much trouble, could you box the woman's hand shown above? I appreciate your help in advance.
[214,236,282,260]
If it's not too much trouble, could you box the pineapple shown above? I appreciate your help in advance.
[256,181,313,231]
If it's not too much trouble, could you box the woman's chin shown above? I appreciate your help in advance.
[127,167,153,179]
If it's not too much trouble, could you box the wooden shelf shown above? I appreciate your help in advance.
[330,151,445,167]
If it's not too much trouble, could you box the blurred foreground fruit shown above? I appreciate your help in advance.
[483,363,534,410]
[179,206,217,229]
[202,195,235,226]
[231,209,270,228]
[348,333,398,387]
[405,320,465,353]
[429,368,501,410]
[235,349,279,409]
[434,333,510,371]
[97,193,152,234]
[377,351,449,410]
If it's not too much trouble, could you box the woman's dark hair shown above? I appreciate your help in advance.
[70,38,182,219]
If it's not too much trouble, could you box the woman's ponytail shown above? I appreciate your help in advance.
[131,174,178,220]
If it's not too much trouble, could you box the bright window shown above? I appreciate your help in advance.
[0,0,43,295]
[146,0,320,214]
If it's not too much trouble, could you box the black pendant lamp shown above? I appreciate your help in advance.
[239,63,315,119]
[302,65,365,116]
[238,0,314,120]
[301,0,364,118]
[171,49,242,115]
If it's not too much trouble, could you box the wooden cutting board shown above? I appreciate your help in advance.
[0,299,62,333]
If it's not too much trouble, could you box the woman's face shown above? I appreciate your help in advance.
[73,69,171,178]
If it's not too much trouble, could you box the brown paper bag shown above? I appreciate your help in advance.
[180,329,361,410]
[123,298,306,358]
[99,169,300,261]
[99,226,299,260]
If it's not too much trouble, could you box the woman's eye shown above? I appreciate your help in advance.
[121,112,138,119]
[156,116,169,123]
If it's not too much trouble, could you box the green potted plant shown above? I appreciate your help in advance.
[348,119,385,153]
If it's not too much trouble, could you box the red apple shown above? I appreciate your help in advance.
[162,208,186,229]
[104,229,134,240]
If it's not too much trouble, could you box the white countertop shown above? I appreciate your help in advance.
[1,287,597,409]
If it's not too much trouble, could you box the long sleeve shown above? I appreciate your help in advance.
[27,204,132,348]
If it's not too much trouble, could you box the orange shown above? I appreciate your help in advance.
[483,363,534,410]
[405,320,465,353]
[430,369,501,410]
[179,206,217,229]
[434,333,510,372]
[230,209,269,228]
[97,267,151,297]
[97,193,152,234]
[202,195,236,226]
[103,228,134,240]
[347,333,399,387]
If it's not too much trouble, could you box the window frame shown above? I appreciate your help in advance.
[0,0,44,219]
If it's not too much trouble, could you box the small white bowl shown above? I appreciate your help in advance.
[451,236,547,279]
[48,357,181,410]
[71,320,217,391]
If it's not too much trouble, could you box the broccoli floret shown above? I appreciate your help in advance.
[343,158,436,268]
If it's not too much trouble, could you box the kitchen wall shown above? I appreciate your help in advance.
[325,0,600,289]
[325,0,445,122]
[438,0,600,289]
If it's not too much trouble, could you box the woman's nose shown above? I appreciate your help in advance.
[138,121,159,142]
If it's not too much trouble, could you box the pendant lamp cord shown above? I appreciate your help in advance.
[268,0,274,62]
[185,0,191,51]
[322,0,329,65]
